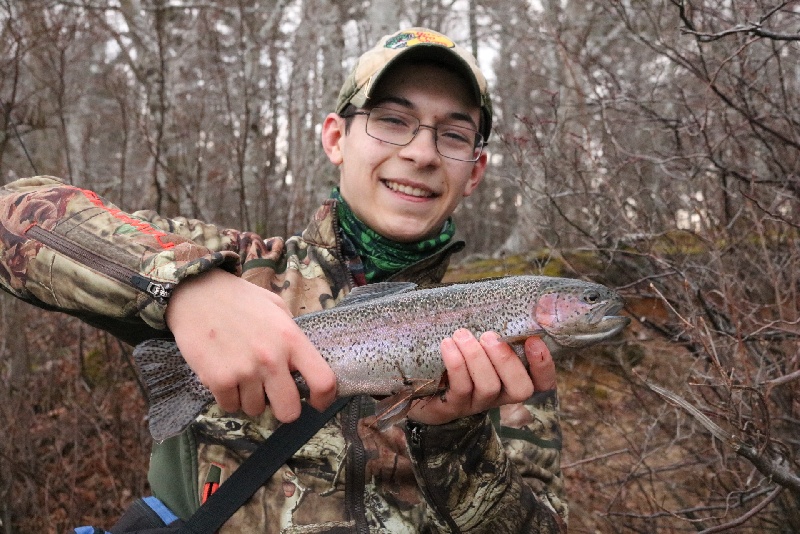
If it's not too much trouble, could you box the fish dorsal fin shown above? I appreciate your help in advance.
[336,282,418,308]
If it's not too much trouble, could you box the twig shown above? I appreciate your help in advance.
[682,24,800,42]
[2,102,38,175]
[677,1,800,42]
[641,378,800,495]
[562,448,629,470]
[761,368,800,388]
[642,379,738,448]
[649,283,694,329]
[696,485,782,534]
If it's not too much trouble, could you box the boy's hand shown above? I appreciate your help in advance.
[165,269,337,423]
[407,330,556,425]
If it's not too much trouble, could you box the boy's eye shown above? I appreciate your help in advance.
[439,128,471,144]
[375,112,412,128]
[380,116,408,126]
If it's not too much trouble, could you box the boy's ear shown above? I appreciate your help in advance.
[463,152,488,197]
[321,113,345,165]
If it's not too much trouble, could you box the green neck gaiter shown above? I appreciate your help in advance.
[331,188,455,283]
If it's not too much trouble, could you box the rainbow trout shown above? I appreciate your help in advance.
[133,275,630,441]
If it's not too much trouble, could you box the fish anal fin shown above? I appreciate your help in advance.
[372,378,441,431]
[374,389,415,431]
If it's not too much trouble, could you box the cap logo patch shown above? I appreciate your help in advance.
[384,30,454,50]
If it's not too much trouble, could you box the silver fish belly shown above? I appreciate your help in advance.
[134,275,630,441]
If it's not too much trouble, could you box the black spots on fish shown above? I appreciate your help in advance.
[409,345,427,370]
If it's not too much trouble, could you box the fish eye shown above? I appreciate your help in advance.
[583,290,600,304]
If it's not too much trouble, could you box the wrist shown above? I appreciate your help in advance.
[165,268,231,331]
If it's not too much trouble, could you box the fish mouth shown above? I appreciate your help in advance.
[554,314,630,347]
[591,314,630,338]
[548,298,631,347]
[592,299,630,337]
[588,297,626,323]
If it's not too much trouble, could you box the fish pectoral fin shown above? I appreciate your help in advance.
[498,329,546,344]
[373,389,415,431]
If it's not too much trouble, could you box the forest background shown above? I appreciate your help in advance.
[0,1,798,532]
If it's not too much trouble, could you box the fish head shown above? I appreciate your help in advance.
[532,281,630,349]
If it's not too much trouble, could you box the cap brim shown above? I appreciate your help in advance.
[364,45,483,110]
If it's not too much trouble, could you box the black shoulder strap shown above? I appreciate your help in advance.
[177,397,351,534]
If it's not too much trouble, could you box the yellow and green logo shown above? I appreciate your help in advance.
[385,30,454,50]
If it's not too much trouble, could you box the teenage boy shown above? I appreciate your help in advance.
[0,28,566,532]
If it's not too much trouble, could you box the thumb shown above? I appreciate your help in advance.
[525,337,557,391]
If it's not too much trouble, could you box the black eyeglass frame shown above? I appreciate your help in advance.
[344,107,487,162]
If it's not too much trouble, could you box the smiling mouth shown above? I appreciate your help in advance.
[382,180,436,198]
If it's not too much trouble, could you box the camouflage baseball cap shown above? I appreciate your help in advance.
[336,27,493,141]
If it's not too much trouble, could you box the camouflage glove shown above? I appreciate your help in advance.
[493,389,568,523]
[406,411,566,533]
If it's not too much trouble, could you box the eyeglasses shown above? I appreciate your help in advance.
[347,107,485,162]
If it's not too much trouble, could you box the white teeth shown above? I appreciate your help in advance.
[384,180,433,198]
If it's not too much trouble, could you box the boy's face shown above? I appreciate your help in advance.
[322,62,488,243]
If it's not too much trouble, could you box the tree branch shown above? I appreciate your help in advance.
[642,379,800,496]
[697,485,783,534]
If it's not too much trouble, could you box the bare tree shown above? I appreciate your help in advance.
[484,1,799,531]
[1,1,798,531]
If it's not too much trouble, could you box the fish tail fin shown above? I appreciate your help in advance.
[133,339,214,442]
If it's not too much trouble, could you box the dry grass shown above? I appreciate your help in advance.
[0,302,150,533]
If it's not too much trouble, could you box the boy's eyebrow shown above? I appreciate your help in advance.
[372,95,479,129]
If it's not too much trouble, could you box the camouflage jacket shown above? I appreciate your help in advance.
[0,176,567,533]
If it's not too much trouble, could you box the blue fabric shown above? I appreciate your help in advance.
[73,496,177,533]
[143,496,179,525]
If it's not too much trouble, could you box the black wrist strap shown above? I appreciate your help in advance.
[177,397,351,533]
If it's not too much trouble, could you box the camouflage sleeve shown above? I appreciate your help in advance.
[0,176,241,343]
[495,390,569,523]
[128,209,268,256]
[405,396,567,533]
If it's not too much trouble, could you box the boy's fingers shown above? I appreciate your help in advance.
[263,370,303,423]
[238,380,267,417]
[213,385,241,414]
[452,329,499,401]
[525,337,557,391]
[479,332,534,401]
[295,352,338,412]
[440,334,474,399]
